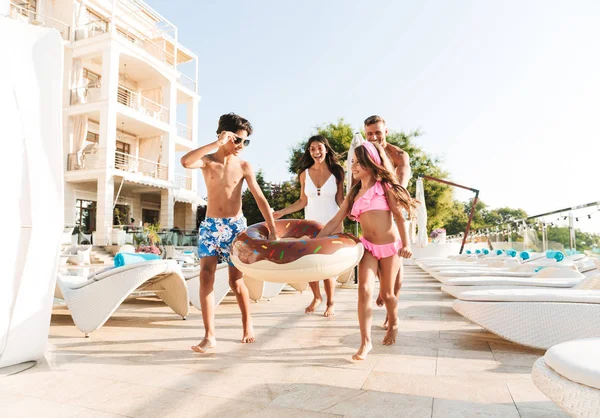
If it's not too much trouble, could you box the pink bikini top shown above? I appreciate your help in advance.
[351,181,390,220]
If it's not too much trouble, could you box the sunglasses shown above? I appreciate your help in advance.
[233,135,250,147]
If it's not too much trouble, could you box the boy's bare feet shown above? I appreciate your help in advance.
[242,322,255,343]
[305,297,323,314]
[324,303,335,317]
[383,324,398,346]
[352,340,373,361]
[191,337,216,353]
[381,316,389,330]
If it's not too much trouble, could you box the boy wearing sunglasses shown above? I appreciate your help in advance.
[181,113,278,353]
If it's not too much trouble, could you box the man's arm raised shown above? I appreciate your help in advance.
[180,131,233,169]
[243,161,278,240]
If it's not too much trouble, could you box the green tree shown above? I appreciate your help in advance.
[241,170,273,226]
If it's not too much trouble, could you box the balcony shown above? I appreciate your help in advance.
[73,20,175,70]
[176,122,192,141]
[67,148,168,181]
[117,85,169,124]
[73,20,108,41]
[8,2,70,41]
[177,71,196,92]
[70,81,102,106]
[174,173,192,190]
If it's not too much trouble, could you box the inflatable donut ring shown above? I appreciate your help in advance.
[231,219,364,283]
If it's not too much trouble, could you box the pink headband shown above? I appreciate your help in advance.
[361,142,382,165]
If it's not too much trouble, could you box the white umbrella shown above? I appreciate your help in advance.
[415,178,428,247]
[346,132,365,194]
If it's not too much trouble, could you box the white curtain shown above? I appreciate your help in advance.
[74,0,88,40]
[72,116,88,166]
[71,58,85,104]
[416,178,428,248]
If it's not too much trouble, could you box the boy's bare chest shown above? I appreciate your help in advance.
[205,164,244,188]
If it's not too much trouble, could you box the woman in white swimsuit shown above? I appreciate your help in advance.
[273,135,345,317]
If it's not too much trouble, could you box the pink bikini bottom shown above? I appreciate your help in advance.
[360,237,402,260]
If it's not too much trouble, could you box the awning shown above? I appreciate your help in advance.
[174,190,206,206]
[121,172,174,190]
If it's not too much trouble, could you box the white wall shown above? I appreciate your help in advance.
[0,0,9,16]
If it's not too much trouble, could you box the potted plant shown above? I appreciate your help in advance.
[430,228,447,244]
[136,222,162,255]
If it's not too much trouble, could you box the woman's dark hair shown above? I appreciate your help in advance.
[297,135,344,184]
[216,113,253,136]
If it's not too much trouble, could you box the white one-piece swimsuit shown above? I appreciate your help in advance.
[304,169,340,226]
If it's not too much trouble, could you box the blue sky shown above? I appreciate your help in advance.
[149,0,600,230]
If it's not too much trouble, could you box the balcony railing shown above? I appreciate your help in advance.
[116,25,176,68]
[74,19,108,41]
[176,123,192,141]
[174,173,192,190]
[67,148,168,181]
[70,81,102,106]
[115,151,168,180]
[9,2,70,41]
[177,72,196,92]
[117,85,169,124]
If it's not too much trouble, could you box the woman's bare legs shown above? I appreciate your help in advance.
[305,281,323,313]
[323,278,335,316]
[353,251,377,360]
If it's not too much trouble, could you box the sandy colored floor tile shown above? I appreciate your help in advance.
[363,371,514,403]
[506,380,564,411]
[432,399,520,417]
[325,389,433,417]
[269,383,360,412]
[517,406,570,417]
[296,365,371,389]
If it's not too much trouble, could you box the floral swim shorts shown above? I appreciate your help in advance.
[198,216,247,266]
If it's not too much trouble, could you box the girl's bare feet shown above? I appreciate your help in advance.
[242,323,255,343]
[381,316,389,330]
[191,337,216,353]
[305,297,323,314]
[383,323,398,346]
[352,340,373,361]
[376,293,384,307]
[324,303,335,317]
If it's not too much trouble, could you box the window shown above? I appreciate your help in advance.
[83,68,101,88]
[116,141,130,154]
[142,209,160,225]
[76,199,96,233]
[86,131,99,143]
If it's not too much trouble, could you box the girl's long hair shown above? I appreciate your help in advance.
[347,143,416,218]
[297,135,344,184]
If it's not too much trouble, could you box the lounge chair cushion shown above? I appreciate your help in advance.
[442,276,583,287]
[545,338,600,390]
[455,287,600,304]
[443,268,585,287]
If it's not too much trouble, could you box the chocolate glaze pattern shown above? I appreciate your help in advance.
[232,219,361,265]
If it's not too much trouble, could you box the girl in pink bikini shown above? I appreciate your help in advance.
[318,141,415,360]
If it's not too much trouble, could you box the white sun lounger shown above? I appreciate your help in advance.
[57,260,188,336]
[183,263,231,310]
[532,338,600,417]
[452,276,600,349]
[440,268,587,298]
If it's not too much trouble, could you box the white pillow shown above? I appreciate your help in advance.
[77,249,91,265]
